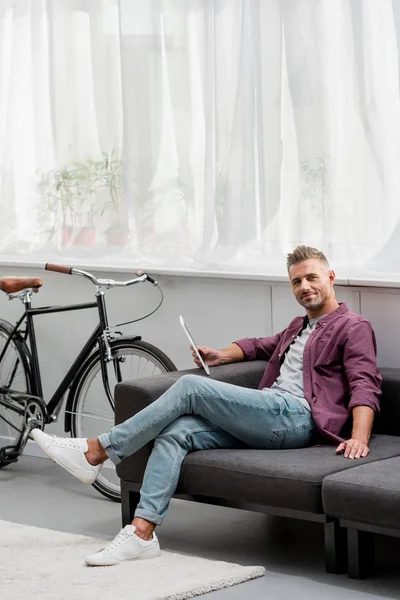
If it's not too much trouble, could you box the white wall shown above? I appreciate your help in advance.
[1,265,400,442]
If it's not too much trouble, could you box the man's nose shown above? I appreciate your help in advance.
[299,280,310,292]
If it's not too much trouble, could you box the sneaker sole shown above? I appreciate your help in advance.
[85,547,161,567]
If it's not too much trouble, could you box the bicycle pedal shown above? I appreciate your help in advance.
[2,456,18,463]
[0,446,19,463]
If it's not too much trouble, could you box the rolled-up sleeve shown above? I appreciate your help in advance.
[234,333,282,362]
[344,321,382,414]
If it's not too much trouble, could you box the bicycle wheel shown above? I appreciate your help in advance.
[0,319,32,466]
[69,338,177,501]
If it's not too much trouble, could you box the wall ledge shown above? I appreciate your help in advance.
[2,259,400,289]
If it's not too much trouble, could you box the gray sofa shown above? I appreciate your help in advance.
[115,362,400,577]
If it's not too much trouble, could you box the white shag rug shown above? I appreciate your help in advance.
[0,520,265,600]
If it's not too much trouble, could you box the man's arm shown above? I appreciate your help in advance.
[193,343,245,367]
[335,406,375,459]
[336,320,382,459]
[343,321,382,413]
[194,330,285,368]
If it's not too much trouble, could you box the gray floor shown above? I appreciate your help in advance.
[1,456,400,600]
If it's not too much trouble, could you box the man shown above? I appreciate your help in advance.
[31,245,382,566]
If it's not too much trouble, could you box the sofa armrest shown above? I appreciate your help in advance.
[115,359,268,426]
[114,360,268,484]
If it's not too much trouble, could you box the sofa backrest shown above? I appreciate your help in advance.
[375,368,400,436]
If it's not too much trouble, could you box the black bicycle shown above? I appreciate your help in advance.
[0,264,176,501]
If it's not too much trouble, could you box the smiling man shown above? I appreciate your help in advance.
[31,245,382,566]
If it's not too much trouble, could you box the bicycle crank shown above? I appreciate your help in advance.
[0,398,46,464]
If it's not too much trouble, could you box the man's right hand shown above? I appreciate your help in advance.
[192,346,222,367]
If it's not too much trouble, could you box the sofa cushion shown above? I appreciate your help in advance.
[160,435,400,514]
[322,456,400,529]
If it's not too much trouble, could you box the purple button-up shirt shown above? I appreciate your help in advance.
[234,303,382,445]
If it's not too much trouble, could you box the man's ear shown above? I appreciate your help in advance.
[329,269,336,285]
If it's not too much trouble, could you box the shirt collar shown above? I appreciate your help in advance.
[303,302,349,328]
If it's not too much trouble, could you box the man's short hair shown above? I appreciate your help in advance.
[286,245,330,272]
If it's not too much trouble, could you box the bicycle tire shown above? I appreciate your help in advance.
[69,338,177,501]
[0,319,33,467]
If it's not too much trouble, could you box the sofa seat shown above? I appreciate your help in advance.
[119,434,400,515]
[173,436,400,514]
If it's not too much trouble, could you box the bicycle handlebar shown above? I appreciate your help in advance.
[45,263,157,288]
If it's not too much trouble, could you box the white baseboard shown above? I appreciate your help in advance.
[0,435,48,460]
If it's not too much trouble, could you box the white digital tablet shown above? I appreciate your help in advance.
[179,315,210,376]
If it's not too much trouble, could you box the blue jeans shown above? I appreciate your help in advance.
[98,374,314,525]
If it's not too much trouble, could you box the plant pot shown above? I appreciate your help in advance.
[61,226,73,246]
[73,227,96,246]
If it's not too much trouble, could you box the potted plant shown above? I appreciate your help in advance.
[37,157,106,246]
[67,157,102,246]
[37,166,78,246]
[300,155,330,222]
[37,151,129,247]
[100,151,129,246]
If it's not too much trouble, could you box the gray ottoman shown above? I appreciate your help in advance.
[322,456,400,578]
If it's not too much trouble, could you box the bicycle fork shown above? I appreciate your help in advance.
[98,332,116,411]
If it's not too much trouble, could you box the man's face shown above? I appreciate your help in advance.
[289,258,335,313]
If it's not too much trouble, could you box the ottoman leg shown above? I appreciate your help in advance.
[325,519,347,574]
[347,528,375,579]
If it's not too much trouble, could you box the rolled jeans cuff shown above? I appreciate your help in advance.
[98,432,121,465]
[134,508,163,526]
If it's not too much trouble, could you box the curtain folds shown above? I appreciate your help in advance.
[1,0,400,278]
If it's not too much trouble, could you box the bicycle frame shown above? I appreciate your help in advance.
[1,291,114,425]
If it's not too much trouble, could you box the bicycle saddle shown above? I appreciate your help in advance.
[0,277,43,293]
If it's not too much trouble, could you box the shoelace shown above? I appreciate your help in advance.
[103,530,131,553]
[49,435,84,450]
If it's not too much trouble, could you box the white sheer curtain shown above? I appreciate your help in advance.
[1,0,400,278]
[0,0,123,257]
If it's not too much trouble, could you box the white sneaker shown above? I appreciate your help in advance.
[30,429,102,484]
[85,525,161,566]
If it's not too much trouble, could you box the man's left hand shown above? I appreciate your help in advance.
[335,439,370,459]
